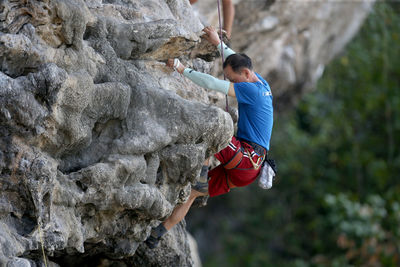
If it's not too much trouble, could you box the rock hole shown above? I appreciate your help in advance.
[195,136,204,145]
[58,164,84,175]
[264,0,276,10]
[42,192,50,206]
[10,213,36,237]
[155,166,163,186]
[76,180,88,192]
[83,24,95,41]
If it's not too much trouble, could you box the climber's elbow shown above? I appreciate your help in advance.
[227,83,235,97]
[208,79,231,95]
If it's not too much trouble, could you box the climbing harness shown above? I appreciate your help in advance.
[223,148,243,170]
[216,0,229,112]
[223,140,266,171]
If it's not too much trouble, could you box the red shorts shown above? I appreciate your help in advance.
[208,136,264,197]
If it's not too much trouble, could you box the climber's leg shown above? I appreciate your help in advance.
[192,164,209,192]
[144,223,167,249]
[191,160,210,207]
[145,159,210,248]
[145,188,207,249]
[163,188,207,230]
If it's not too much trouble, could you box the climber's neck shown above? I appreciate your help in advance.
[249,71,260,83]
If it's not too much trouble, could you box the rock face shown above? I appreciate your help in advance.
[0,0,373,266]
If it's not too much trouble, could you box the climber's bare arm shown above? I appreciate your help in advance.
[166,59,235,97]
[222,0,234,39]
[203,26,236,58]
[203,26,221,46]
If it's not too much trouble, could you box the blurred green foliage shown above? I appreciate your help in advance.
[188,2,400,266]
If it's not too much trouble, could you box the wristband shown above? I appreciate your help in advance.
[217,42,236,58]
[173,58,182,71]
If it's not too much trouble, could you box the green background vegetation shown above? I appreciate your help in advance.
[188,2,400,266]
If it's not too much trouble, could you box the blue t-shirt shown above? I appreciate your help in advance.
[234,73,273,151]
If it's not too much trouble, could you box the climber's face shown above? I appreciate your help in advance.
[224,65,252,83]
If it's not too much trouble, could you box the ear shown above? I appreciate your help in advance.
[243,68,251,80]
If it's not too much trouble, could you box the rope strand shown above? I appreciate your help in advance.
[216,0,229,112]
[38,222,48,267]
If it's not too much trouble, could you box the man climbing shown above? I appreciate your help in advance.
[145,26,273,249]
[190,0,235,39]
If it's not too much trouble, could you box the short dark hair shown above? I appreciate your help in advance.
[223,53,253,73]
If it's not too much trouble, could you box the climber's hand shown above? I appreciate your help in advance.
[203,26,221,46]
[166,59,174,68]
[166,58,185,74]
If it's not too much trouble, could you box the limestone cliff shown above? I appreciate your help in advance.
[0,0,374,266]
